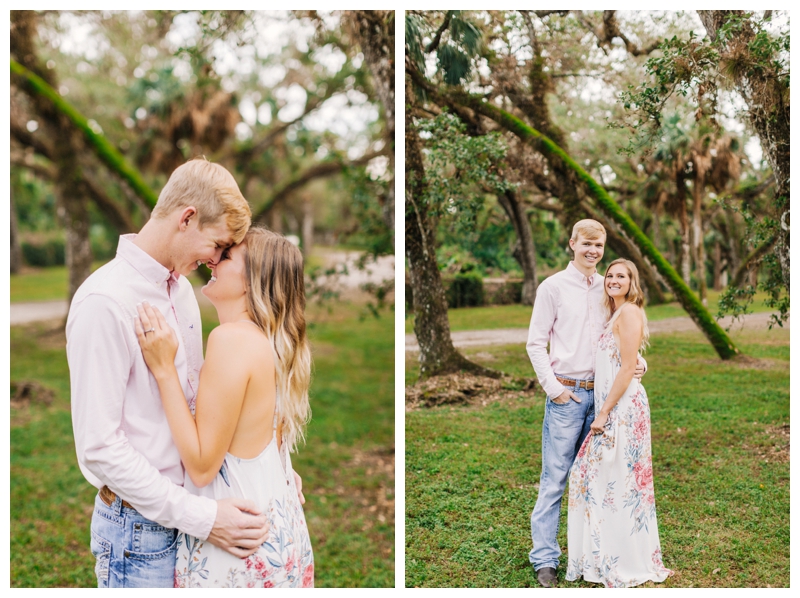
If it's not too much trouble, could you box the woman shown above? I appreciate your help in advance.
[565,258,673,587]
[135,227,314,588]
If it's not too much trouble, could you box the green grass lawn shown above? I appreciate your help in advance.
[10,301,394,588]
[405,325,789,588]
[405,289,776,334]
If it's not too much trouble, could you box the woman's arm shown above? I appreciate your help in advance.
[136,303,250,487]
[590,305,643,435]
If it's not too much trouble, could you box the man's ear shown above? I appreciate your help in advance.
[177,206,198,231]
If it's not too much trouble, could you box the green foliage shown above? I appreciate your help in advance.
[406,326,789,587]
[446,271,484,308]
[406,11,484,87]
[436,196,523,276]
[414,112,513,238]
[338,167,393,258]
[615,11,789,326]
[619,32,719,150]
[715,195,789,329]
[12,169,58,232]
[19,227,115,268]
[21,235,65,268]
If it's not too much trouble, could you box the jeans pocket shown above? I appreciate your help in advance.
[548,396,571,407]
[90,530,111,588]
[129,523,179,560]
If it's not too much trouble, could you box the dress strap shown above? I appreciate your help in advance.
[272,391,280,440]
[606,307,624,330]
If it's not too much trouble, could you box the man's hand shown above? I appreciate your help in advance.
[206,498,269,558]
[552,389,581,404]
[294,471,305,505]
[633,357,646,380]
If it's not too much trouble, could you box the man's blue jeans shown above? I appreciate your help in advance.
[529,378,595,571]
[90,491,178,588]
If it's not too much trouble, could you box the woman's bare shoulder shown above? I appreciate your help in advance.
[615,303,644,329]
[207,322,273,362]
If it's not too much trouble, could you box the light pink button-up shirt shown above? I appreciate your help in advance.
[526,261,606,399]
[67,234,216,539]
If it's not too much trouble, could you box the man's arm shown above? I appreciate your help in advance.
[69,295,271,554]
[526,283,570,400]
[68,294,219,537]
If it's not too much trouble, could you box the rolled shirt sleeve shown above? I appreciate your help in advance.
[68,293,216,539]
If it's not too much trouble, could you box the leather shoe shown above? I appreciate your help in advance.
[536,567,558,588]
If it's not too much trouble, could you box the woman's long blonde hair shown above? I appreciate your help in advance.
[242,227,311,452]
[603,258,650,352]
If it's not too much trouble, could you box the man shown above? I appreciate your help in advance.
[68,159,279,587]
[526,219,644,587]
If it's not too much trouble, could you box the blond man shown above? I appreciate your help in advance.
[526,219,645,587]
[67,160,268,588]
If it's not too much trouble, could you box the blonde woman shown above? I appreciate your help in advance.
[135,227,313,588]
[566,258,673,587]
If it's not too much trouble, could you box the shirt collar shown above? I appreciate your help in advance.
[116,234,178,288]
[566,261,599,287]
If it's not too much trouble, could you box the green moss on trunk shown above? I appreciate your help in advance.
[11,59,158,209]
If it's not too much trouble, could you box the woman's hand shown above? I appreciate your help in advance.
[590,411,609,436]
[135,302,179,380]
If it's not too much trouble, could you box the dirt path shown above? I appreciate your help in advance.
[404,311,788,352]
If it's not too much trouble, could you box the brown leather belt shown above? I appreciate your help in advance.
[556,376,594,390]
[100,485,135,510]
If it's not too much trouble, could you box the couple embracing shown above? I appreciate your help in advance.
[527,219,674,588]
[67,159,313,588]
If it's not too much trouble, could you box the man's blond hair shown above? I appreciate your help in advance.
[571,219,606,241]
[152,159,251,244]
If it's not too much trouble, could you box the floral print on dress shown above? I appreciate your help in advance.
[173,433,314,587]
[566,317,674,587]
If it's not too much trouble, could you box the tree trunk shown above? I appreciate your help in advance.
[12,11,93,303]
[698,10,789,292]
[451,93,739,359]
[676,177,692,286]
[10,192,23,274]
[405,79,499,379]
[269,208,282,234]
[345,10,395,245]
[713,240,723,291]
[730,235,776,289]
[691,180,708,304]
[301,194,313,258]
[497,189,537,305]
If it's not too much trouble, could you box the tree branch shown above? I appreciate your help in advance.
[11,58,159,208]
[12,112,137,232]
[425,11,452,53]
[253,147,390,222]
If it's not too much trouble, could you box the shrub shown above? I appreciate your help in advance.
[488,279,522,305]
[21,236,65,267]
[447,272,484,308]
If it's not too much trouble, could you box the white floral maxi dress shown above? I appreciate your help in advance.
[174,395,314,588]
[566,311,673,587]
